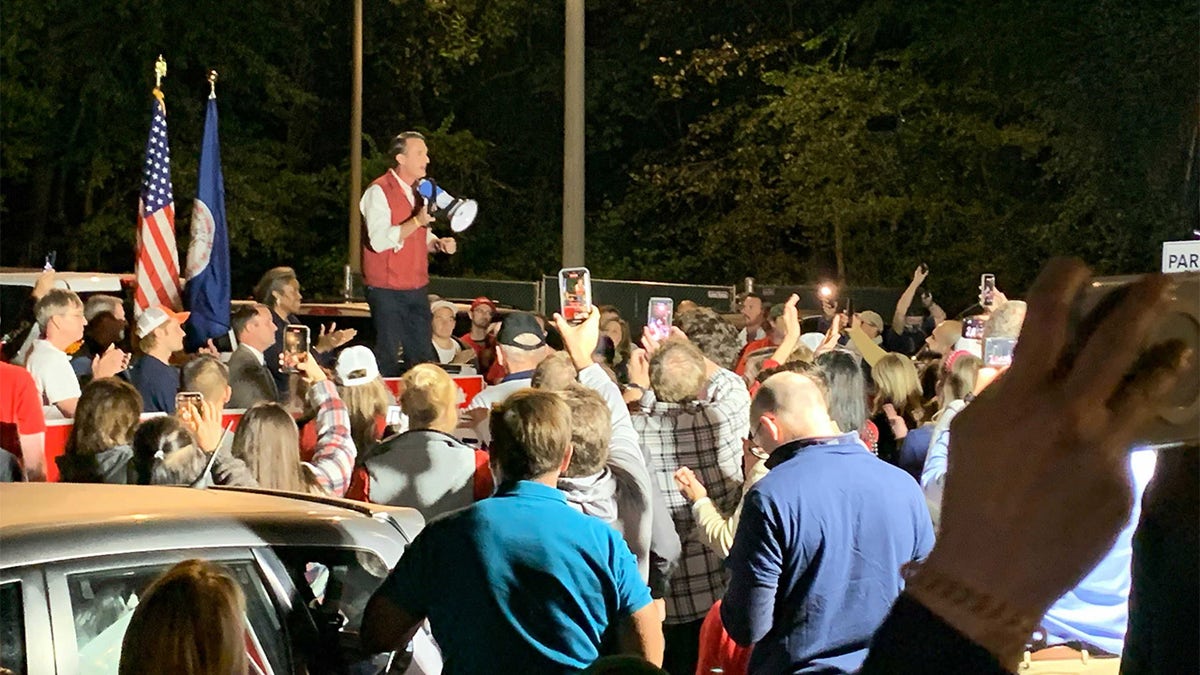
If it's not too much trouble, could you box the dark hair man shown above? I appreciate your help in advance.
[358,131,458,376]
[361,388,664,670]
[227,304,280,409]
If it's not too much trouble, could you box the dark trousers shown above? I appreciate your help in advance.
[365,285,435,377]
[663,617,706,675]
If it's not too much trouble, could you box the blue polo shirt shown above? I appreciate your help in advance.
[377,480,652,674]
[128,355,180,414]
[722,433,934,674]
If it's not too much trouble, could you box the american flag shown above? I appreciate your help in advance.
[134,89,183,313]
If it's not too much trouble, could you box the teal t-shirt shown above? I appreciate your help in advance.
[379,479,652,674]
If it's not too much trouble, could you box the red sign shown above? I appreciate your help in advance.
[382,375,484,409]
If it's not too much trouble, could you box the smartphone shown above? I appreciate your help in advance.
[283,324,311,372]
[983,337,1017,368]
[962,316,986,340]
[175,391,203,417]
[647,297,674,341]
[1067,273,1199,449]
[980,273,997,307]
[43,250,57,271]
[558,267,592,325]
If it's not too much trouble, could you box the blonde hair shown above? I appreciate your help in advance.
[649,339,707,403]
[182,355,230,405]
[232,402,316,493]
[119,559,248,675]
[871,353,925,422]
[556,384,611,477]
[400,364,457,430]
[531,351,577,391]
[939,353,983,405]
[338,377,391,452]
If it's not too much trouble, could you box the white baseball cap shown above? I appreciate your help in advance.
[335,345,380,386]
[136,306,190,339]
[430,300,458,317]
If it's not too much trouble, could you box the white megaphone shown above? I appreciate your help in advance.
[416,178,478,233]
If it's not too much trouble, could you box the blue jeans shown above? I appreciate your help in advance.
[365,286,435,376]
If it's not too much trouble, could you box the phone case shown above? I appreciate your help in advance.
[559,268,591,324]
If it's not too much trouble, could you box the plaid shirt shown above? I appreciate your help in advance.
[304,380,357,497]
[632,368,750,623]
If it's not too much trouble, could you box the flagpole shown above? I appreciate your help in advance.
[349,0,364,279]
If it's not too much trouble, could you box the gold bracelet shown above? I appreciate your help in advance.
[904,562,1041,665]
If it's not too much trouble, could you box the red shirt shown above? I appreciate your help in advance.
[0,362,46,454]
[734,335,780,375]
[459,332,501,383]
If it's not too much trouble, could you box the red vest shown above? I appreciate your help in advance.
[362,171,430,290]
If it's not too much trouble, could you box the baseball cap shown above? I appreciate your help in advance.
[768,303,785,320]
[136,306,190,339]
[430,300,458,317]
[470,296,496,311]
[496,312,546,350]
[859,310,885,331]
[335,345,380,386]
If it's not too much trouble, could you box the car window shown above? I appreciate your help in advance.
[273,546,390,632]
[0,581,25,675]
[66,559,288,674]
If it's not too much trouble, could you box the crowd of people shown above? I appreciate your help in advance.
[0,253,1193,675]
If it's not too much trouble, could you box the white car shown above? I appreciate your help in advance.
[0,483,435,674]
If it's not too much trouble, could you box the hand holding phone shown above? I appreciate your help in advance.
[175,391,204,421]
[558,267,592,325]
[647,297,674,342]
[283,324,311,373]
[980,273,997,308]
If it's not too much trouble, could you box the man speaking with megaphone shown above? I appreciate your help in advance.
[359,131,459,376]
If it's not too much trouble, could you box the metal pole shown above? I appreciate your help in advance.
[349,0,364,274]
[562,0,585,267]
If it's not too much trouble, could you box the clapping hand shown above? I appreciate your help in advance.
[92,345,130,379]
[316,322,357,353]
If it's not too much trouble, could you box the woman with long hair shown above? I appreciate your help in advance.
[349,363,492,516]
[233,351,356,496]
[601,317,632,383]
[58,378,142,483]
[118,559,248,675]
[300,346,392,461]
[869,353,928,466]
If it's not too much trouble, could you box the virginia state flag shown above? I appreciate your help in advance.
[183,93,231,351]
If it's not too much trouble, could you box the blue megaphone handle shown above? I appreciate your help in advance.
[416,178,444,203]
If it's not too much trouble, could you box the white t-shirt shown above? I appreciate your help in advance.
[433,339,459,364]
[465,376,533,445]
[25,339,81,416]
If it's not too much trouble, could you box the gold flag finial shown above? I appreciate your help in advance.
[154,55,167,89]
[207,70,219,99]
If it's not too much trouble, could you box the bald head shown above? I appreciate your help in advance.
[927,320,962,355]
[751,369,838,452]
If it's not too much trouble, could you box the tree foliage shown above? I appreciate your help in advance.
[2,0,1195,310]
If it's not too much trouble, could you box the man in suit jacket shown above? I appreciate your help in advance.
[227,304,280,409]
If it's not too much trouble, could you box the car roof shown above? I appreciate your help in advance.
[0,484,422,568]
[0,268,131,293]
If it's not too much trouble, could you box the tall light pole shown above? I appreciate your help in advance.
[562,0,585,267]
[349,0,364,275]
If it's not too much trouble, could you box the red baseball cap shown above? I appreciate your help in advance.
[470,297,496,311]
